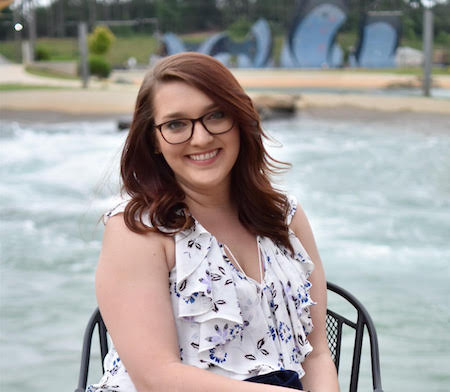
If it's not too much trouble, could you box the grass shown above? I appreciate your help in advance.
[104,34,158,67]
[272,35,285,67]
[35,37,79,60]
[0,83,67,91]
[0,40,21,62]
[25,65,80,80]
[0,35,158,68]
[182,31,216,44]
[0,33,448,76]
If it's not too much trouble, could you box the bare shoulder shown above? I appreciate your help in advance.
[100,213,175,272]
[288,200,323,266]
[288,201,312,238]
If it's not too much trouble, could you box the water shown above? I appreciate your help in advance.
[1,112,449,391]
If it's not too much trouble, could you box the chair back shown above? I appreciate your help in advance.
[74,308,108,392]
[326,282,383,392]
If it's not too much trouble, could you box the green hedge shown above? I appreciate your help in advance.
[88,55,112,78]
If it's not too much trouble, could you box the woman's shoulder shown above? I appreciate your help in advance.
[102,210,169,251]
[285,194,311,232]
[101,198,175,270]
[285,194,298,225]
[102,198,131,225]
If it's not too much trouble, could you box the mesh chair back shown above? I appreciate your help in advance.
[326,282,383,392]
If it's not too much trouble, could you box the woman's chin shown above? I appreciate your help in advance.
[177,173,231,194]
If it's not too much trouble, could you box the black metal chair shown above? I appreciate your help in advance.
[326,282,383,392]
[74,308,108,392]
[75,282,383,392]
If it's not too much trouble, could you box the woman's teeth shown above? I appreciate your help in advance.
[189,149,219,161]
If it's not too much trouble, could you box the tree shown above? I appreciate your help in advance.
[88,25,115,55]
[87,25,115,78]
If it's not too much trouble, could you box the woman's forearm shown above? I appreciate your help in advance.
[300,352,340,392]
[134,362,307,392]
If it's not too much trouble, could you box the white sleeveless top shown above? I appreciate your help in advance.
[87,195,315,392]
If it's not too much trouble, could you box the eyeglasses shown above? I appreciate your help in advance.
[154,110,235,145]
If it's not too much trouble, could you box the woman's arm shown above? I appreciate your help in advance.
[289,203,340,392]
[96,214,305,392]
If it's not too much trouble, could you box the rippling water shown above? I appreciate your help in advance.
[1,112,449,391]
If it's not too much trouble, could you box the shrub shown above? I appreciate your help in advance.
[227,17,251,41]
[88,26,115,56]
[88,55,112,78]
[436,31,450,47]
[35,45,51,61]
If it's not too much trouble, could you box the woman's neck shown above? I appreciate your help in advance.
[180,180,237,222]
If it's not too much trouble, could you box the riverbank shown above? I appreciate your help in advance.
[1,65,449,121]
[1,88,449,122]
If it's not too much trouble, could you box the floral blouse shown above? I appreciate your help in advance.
[87,195,315,392]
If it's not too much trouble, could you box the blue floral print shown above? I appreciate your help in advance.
[209,346,228,363]
[278,321,293,343]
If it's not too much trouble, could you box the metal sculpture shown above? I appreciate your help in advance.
[282,0,348,68]
[352,12,402,68]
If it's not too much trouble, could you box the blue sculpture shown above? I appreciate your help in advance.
[353,12,401,68]
[161,32,186,55]
[248,18,273,68]
[160,18,272,68]
[158,5,402,70]
[197,33,232,66]
[282,0,347,68]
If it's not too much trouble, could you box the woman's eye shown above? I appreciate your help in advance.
[207,111,225,120]
[167,120,188,130]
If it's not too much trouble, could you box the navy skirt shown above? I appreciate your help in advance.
[245,370,303,390]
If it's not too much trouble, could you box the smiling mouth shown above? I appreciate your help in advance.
[188,149,219,161]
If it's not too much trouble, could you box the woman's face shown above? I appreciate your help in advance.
[152,80,240,194]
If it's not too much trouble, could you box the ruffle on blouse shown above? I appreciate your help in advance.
[258,231,315,371]
[174,221,245,357]
[173,209,316,375]
[286,195,315,321]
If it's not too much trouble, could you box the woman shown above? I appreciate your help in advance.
[90,53,339,392]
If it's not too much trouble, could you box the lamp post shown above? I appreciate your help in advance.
[13,22,23,62]
[27,0,36,62]
[422,7,434,97]
[78,22,89,88]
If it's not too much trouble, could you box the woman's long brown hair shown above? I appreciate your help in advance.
[120,52,293,252]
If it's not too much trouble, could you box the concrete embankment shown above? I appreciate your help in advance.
[1,88,449,120]
[1,65,449,122]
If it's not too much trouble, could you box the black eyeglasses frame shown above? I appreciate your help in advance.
[153,110,235,145]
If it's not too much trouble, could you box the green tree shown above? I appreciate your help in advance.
[88,25,115,55]
[227,17,252,40]
[87,25,115,78]
[155,0,182,33]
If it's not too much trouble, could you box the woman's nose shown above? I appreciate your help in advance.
[190,120,214,146]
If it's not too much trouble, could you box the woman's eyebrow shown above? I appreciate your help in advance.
[161,103,219,121]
